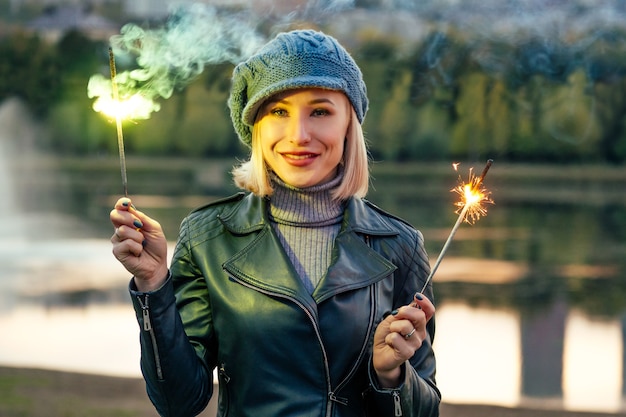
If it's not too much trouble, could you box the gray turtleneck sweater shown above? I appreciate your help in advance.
[268,173,344,294]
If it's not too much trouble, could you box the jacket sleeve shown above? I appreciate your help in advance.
[129,273,214,417]
[364,227,441,417]
[365,323,440,417]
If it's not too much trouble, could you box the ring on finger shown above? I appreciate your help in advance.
[404,328,416,339]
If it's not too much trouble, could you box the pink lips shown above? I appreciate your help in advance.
[281,151,319,166]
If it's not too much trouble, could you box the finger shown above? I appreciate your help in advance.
[131,209,162,234]
[412,292,435,321]
[114,197,135,211]
[390,305,424,322]
[388,319,417,339]
[384,331,417,357]
[110,206,136,229]
[390,307,429,341]
[110,203,147,232]
[113,223,145,246]
[403,327,416,340]
[112,236,144,258]
[115,202,165,238]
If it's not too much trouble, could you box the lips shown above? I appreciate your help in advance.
[283,153,317,160]
[280,151,319,166]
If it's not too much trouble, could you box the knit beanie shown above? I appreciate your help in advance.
[228,29,369,147]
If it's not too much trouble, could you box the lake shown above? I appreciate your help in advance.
[1,151,625,414]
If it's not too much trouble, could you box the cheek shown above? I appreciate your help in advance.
[326,125,347,153]
[260,141,276,168]
[331,135,345,154]
[257,125,278,153]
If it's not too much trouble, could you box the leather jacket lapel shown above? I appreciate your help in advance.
[220,194,316,310]
[222,225,315,307]
[313,230,396,303]
[219,194,399,308]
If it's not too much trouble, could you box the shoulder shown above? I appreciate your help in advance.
[354,199,429,275]
[190,192,247,215]
[359,198,421,235]
[178,192,248,238]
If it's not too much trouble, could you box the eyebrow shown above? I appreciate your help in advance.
[266,97,336,106]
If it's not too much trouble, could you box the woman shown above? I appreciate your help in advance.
[111,29,440,417]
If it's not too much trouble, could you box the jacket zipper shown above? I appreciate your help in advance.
[218,363,231,383]
[218,364,231,415]
[227,273,336,415]
[136,294,164,381]
[393,390,402,416]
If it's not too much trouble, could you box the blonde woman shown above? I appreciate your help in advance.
[111,29,440,417]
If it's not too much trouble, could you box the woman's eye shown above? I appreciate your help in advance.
[271,108,287,117]
[312,108,330,117]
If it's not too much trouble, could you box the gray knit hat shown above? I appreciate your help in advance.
[228,29,368,147]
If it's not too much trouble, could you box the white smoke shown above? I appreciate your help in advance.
[88,3,266,119]
[87,1,360,119]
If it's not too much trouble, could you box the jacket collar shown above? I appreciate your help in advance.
[220,193,398,306]
[219,192,399,237]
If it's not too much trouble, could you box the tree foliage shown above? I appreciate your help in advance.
[0,31,61,116]
[3,25,626,163]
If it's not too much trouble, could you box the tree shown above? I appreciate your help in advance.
[0,31,61,116]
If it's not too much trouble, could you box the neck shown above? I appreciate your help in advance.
[268,172,344,226]
[267,171,344,293]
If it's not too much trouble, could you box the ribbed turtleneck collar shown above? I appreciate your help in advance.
[268,171,344,227]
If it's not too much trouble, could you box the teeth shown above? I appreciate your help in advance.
[286,154,314,160]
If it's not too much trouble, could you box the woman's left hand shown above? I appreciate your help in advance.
[372,293,435,388]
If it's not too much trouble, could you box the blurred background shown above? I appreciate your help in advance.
[1,0,626,416]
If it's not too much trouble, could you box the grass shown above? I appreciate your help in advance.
[0,367,153,417]
[1,366,624,417]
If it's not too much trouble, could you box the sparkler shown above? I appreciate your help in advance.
[420,159,494,293]
[108,47,128,197]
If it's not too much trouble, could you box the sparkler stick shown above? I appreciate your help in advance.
[108,47,128,197]
[420,159,494,293]
[476,159,493,188]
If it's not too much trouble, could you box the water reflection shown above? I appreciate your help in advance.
[2,217,625,415]
[3,285,623,413]
[436,302,625,413]
[435,303,522,407]
[563,310,623,412]
[1,99,626,412]
[0,302,141,377]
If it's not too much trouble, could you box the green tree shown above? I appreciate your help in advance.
[0,31,61,116]
[57,30,101,76]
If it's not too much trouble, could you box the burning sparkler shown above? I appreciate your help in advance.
[108,47,128,197]
[420,159,494,293]
[87,5,266,198]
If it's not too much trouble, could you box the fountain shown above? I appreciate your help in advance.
[0,98,131,308]
[0,97,145,376]
[0,98,32,242]
[0,98,39,311]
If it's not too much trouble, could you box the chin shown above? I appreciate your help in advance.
[283,176,319,188]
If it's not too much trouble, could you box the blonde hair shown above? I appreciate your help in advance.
[232,107,369,200]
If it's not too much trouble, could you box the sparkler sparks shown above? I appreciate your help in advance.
[420,160,494,293]
[452,159,493,225]
[91,86,158,121]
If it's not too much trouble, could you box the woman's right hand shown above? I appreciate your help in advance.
[110,197,169,292]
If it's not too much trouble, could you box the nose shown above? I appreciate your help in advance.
[288,114,311,145]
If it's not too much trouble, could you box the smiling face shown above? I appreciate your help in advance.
[255,88,351,189]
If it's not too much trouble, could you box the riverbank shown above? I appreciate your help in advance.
[1,366,624,417]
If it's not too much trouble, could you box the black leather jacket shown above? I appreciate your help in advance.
[130,192,440,417]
